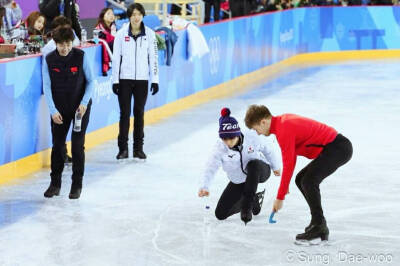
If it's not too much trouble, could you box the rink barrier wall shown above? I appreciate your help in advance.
[2,6,400,183]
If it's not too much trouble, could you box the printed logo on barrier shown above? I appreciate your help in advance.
[208,36,221,75]
[93,79,113,103]
[336,23,345,40]
[280,29,294,44]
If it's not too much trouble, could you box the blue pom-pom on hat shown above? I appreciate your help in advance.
[219,108,241,139]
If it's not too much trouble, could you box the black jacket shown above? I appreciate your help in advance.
[46,48,86,115]
[39,0,82,40]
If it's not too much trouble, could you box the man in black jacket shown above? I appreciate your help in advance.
[39,0,82,40]
[42,25,93,199]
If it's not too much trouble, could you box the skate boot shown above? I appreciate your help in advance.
[116,148,128,160]
[69,186,82,199]
[305,217,326,232]
[296,221,329,245]
[133,149,147,160]
[252,189,265,215]
[69,179,82,199]
[44,185,60,198]
[241,198,253,225]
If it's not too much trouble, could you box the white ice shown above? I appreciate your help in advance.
[0,61,400,266]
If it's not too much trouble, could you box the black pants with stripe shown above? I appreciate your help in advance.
[295,134,353,225]
[117,79,148,152]
[215,160,271,220]
[50,101,92,188]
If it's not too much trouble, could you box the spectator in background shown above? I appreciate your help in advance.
[39,0,82,40]
[0,0,22,39]
[24,11,46,43]
[42,25,94,199]
[0,7,6,42]
[112,3,159,160]
[204,0,221,23]
[95,7,116,76]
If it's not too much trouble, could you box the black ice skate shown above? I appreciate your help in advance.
[69,186,82,199]
[116,149,129,160]
[295,222,329,245]
[252,189,265,216]
[133,150,147,160]
[304,217,326,233]
[44,185,60,198]
[241,198,253,225]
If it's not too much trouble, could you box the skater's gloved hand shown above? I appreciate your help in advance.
[150,83,159,95]
[273,169,281,176]
[77,104,87,116]
[112,83,119,95]
[272,199,283,212]
[198,189,209,197]
[52,112,63,124]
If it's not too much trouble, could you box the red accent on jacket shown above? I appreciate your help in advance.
[270,114,338,200]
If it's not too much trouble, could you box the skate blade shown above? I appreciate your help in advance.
[294,239,330,246]
[117,158,130,163]
[133,158,146,163]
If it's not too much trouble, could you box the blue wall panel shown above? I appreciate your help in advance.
[1,6,400,166]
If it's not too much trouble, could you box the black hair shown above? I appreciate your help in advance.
[52,25,74,44]
[51,16,72,30]
[127,3,146,18]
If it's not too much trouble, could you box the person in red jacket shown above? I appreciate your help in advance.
[245,104,353,243]
[95,7,116,76]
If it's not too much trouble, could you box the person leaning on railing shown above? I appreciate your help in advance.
[95,7,116,76]
[22,11,46,44]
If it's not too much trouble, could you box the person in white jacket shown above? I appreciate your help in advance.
[112,3,159,160]
[198,108,281,225]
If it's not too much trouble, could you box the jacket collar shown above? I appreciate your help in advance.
[128,22,146,38]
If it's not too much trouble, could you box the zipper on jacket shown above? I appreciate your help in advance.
[238,148,248,176]
[135,40,137,80]
[232,134,248,176]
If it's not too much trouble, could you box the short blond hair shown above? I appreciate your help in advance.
[244,104,272,128]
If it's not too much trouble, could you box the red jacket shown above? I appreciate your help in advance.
[270,114,337,200]
[95,23,116,74]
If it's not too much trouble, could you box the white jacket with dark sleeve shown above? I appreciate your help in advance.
[200,131,281,191]
[112,23,159,84]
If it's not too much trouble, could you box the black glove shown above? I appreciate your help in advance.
[112,83,119,95]
[150,83,159,95]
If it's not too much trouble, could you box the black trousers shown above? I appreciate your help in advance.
[215,160,271,220]
[50,101,92,188]
[295,134,353,224]
[204,0,220,23]
[117,79,148,151]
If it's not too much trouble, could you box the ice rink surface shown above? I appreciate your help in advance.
[0,61,399,266]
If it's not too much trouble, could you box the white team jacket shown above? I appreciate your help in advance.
[200,131,281,190]
[112,23,159,84]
